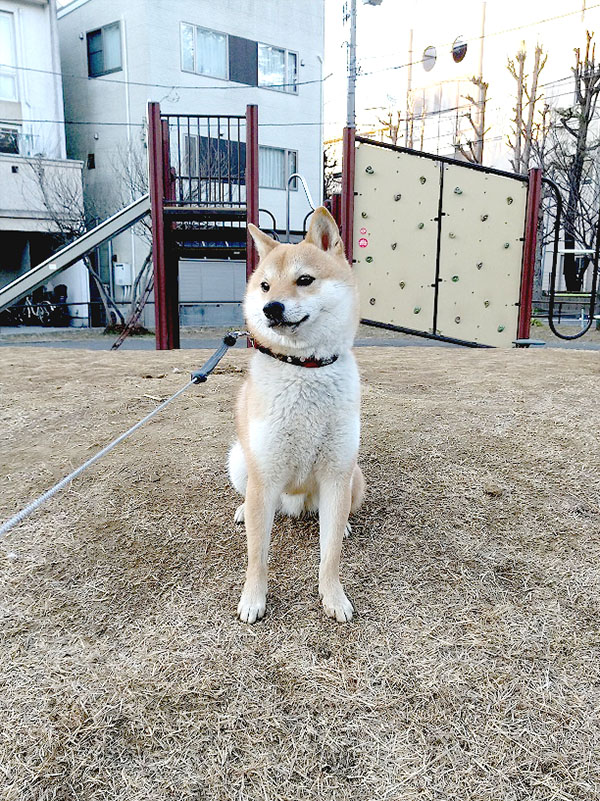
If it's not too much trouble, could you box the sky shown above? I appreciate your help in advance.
[322,0,598,140]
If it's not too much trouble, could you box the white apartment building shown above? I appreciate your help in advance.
[0,0,88,324]
[57,0,325,326]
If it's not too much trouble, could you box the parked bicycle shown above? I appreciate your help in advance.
[0,285,70,327]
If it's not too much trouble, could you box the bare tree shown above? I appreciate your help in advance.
[376,109,403,146]
[539,31,600,291]
[113,135,152,243]
[25,156,125,325]
[507,43,548,173]
[455,76,489,164]
[27,133,157,328]
[323,143,341,199]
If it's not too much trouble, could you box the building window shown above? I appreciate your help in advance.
[87,153,95,169]
[180,24,297,93]
[259,146,298,190]
[181,23,228,79]
[196,26,228,79]
[259,44,298,93]
[0,126,19,154]
[422,45,437,72]
[452,36,467,63]
[0,11,17,101]
[87,22,122,77]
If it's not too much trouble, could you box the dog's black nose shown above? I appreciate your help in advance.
[263,301,285,322]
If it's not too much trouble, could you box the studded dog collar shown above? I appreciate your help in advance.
[255,343,339,368]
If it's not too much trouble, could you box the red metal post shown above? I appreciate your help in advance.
[341,126,356,264]
[327,193,342,230]
[162,119,175,203]
[161,119,179,349]
[245,104,259,280]
[148,101,169,350]
[518,167,542,341]
[245,104,259,348]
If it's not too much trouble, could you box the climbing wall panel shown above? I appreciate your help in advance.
[436,164,528,347]
[351,138,530,347]
[353,141,440,332]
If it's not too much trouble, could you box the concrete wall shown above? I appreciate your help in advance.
[0,152,84,231]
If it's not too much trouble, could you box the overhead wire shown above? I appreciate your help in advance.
[1,1,598,98]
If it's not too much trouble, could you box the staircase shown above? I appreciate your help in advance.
[164,206,247,261]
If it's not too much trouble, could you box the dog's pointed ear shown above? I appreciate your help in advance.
[305,207,344,256]
[248,223,278,261]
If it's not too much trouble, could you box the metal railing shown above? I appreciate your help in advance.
[286,173,316,243]
[162,114,247,207]
[543,177,599,340]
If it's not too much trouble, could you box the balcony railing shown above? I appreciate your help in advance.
[162,114,247,207]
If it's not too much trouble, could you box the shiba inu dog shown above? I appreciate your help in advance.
[228,206,364,624]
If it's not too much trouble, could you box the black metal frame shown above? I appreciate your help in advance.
[355,136,529,184]
[360,318,493,348]
[432,162,445,334]
[543,177,599,340]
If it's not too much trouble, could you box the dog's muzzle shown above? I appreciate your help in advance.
[263,301,285,323]
[263,302,309,329]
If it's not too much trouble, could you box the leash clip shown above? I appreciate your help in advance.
[191,331,250,384]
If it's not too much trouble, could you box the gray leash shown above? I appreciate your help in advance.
[0,332,249,543]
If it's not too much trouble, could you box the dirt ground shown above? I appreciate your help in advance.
[1,344,599,801]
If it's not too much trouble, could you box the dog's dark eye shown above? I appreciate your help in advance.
[297,275,315,287]
[260,281,270,292]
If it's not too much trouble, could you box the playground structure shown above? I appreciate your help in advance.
[342,136,538,347]
[0,103,260,350]
[0,106,598,348]
[147,103,259,350]
[0,194,150,317]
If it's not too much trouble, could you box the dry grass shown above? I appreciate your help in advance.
[1,345,599,801]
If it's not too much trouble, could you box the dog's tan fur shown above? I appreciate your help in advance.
[229,208,364,623]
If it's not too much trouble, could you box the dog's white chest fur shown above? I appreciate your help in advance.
[248,351,360,485]
[230,205,364,624]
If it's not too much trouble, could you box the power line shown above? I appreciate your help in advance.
[2,3,599,96]
[0,61,326,93]
[2,116,330,128]
[358,2,600,72]
[6,75,587,134]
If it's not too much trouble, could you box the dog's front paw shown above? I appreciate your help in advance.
[319,583,354,623]
[237,583,267,624]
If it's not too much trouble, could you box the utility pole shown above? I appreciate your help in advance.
[346,0,383,129]
[346,0,357,129]
[476,1,487,163]
[342,0,383,261]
